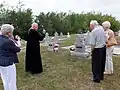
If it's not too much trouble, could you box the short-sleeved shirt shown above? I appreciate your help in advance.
[90,26,106,48]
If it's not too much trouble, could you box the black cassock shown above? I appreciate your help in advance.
[25,29,45,74]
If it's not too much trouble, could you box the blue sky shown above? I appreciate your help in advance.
[1,0,120,19]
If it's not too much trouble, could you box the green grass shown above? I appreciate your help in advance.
[60,34,76,47]
[0,35,120,90]
[21,40,26,48]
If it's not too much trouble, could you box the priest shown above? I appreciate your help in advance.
[25,23,45,74]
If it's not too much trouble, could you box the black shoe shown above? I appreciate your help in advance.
[93,79,100,83]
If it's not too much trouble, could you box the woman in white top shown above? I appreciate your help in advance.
[102,21,115,74]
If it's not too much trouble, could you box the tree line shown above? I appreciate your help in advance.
[0,3,120,39]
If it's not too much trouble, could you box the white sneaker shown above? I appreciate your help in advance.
[104,72,113,75]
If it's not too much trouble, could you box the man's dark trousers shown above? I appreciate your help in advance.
[92,46,106,82]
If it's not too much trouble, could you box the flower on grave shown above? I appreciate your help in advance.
[69,47,75,51]
[53,44,59,48]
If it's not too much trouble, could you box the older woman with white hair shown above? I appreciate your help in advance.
[102,21,117,74]
[0,24,21,90]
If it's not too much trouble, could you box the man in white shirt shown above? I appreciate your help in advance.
[90,20,106,83]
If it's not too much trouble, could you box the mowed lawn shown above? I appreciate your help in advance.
[0,35,120,90]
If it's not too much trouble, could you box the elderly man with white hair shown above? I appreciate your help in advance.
[25,22,45,74]
[90,20,107,83]
[0,24,21,90]
[102,21,117,75]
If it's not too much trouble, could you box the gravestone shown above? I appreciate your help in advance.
[54,32,59,44]
[47,37,54,51]
[118,30,120,37]
[0,26,1,35]
[75,34,85,52]
[44,32,50,45]
[60,32,64,38]
[67,32,70,38]
[0,31,1,35]
[59,32,67,41]
[70,34,91,58]
[47,37,60,52]
[85,31,91,45]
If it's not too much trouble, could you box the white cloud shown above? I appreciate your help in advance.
[1,0,120,19]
